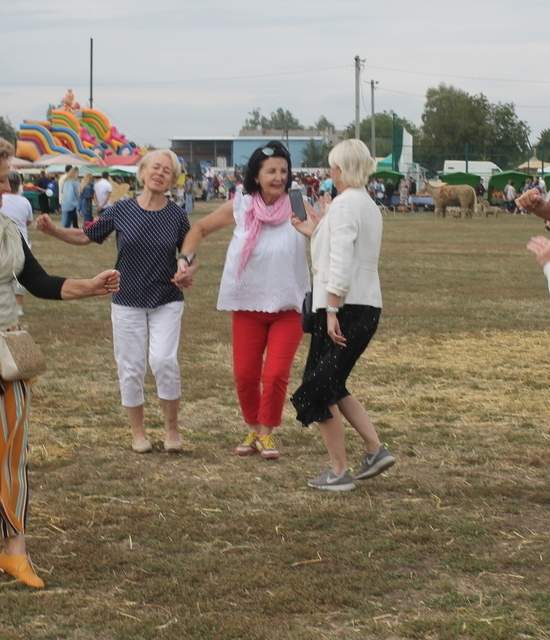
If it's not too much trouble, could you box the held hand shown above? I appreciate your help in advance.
[171,274,194,289]
[527,235,550,267]
[172,260,198,289]
[327,312,347,347]
[90,269,120,296]
[515,189,546,217]
[36,214,56,234]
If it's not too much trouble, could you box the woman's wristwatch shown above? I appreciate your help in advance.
[177,252,195,266]
[326,305,340,314]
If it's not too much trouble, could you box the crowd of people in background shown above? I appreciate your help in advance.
[16,159,550,224]
[27,167,117,225]
[366,175,417,210]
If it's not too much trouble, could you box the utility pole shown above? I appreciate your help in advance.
[354,55,362,139]
[370,79,379,158]
[392,112,398,171]
[89,37,94,109]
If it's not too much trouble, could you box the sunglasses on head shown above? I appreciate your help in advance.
[261,146,289,158]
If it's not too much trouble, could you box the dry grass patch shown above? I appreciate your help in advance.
[2,209,549,639]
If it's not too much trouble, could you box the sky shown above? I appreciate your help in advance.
[2,0,550,150]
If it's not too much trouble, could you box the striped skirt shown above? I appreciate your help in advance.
[0,380,30,538]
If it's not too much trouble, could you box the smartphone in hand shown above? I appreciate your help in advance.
[289,188,307,221]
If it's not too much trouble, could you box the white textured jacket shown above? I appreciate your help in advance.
[311,187,382,312]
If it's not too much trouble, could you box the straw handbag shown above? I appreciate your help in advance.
[0,330,46,381]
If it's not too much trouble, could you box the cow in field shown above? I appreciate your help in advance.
[425,181,477,218]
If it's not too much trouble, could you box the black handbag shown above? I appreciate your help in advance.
[301,291,314,333]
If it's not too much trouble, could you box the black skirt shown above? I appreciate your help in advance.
[291,304,381,427]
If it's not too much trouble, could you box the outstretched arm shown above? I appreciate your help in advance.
[36,214,91,245]
[173,200,234,287]
[180,200,235,255]
[60,269,120,299]
[17,237,118,300]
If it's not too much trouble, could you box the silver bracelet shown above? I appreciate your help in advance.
[326,305,340,314]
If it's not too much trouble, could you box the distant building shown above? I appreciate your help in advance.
[170,133,325,174]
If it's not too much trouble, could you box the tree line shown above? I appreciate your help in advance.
[241,85,547,172]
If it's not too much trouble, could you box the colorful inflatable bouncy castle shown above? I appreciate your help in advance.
[15,90,145,165]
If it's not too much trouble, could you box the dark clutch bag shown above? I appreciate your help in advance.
[301,291,314,333]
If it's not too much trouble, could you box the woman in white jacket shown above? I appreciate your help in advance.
[291,139,395,491]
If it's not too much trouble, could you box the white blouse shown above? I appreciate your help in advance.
[217,192,310,312]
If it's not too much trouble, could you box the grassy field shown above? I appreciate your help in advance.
[2,204,550,640]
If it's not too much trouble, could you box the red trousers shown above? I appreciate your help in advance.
[232,310,303,428]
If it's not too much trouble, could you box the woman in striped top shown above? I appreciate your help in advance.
[37,150,190,454]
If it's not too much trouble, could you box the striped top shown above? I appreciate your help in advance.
[84,198,190,308]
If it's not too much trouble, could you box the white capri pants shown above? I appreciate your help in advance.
[111,301,184,407]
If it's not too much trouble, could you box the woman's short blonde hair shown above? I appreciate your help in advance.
[328,139,376,188]
[137,149,181,187]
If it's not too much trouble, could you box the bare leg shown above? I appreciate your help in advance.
[338,395,381,454]
[3,534,25,555]
[126,405,146,440]
[318,405,347,475]
[160,398,180,440]
[257,425,273,436]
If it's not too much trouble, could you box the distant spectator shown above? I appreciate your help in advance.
[322,174,333,195]
[503,180,517,213]
[374,178,385,205]
[2,171,33,243]
[58,164,72,209]
[79,174,95,224]
[399,177,409,210]
[475,181,486,198]
[47,175,59,212]
[36,170,51,213]
[385,180,395,207]
[94,171,113,214]
[1,171,33,316]
[61,167,80,228]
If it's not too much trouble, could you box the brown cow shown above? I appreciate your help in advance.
[425,181,477,218]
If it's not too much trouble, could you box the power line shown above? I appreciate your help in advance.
[368,64,550,86]
[369,83,550,111]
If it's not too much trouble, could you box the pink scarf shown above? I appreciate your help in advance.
[238,192,292,276]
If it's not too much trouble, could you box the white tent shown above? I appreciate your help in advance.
[35,153,94,167]
[9,157,34,169]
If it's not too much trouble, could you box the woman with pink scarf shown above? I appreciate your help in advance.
[176,141,309,459]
